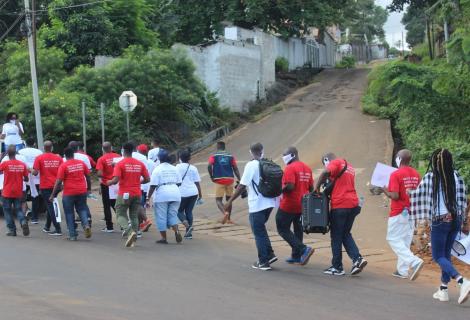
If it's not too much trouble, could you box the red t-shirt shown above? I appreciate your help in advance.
[77,150,96,168]
[280,161,313,213]
[113,157,149,197]
[57,159,90,196]
[388,166,421,217]
[0,159,28,198]
[327,158,359,209]
[208,154,237,185]
[33,152,63,189]
[96,152,120,185]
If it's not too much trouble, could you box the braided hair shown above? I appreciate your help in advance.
[427,148,457,219]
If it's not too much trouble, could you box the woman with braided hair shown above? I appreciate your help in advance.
[410,148,469,304]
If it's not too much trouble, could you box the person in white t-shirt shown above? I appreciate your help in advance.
[225,143,279,271]
[18,137,43,224]
[176,149,202,239]
[1,113,25,152]
[146,149,183,244]
[147,138,160,164]
[136,144,154,233]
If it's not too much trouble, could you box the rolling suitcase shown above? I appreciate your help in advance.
[302,192,330,234]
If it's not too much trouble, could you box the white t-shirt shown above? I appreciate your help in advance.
[2,122,24,145]
[141,159,156,193]
[63,152,91,169]
[0,154,27,191]
[176,163,201,198]
[150,162,181,203]
[18,147,43,185]
[148,147,160,164]
[240,159,279,213]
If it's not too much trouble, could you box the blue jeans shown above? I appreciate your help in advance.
[40,189,61,232]
[275,209,305,259]
[249,208,275,264]
[154,201,181,231]
[62,194,90,237]
[431,219,461,284]
[2,197,26,232]
[178,195,198,228]
[330,207,362,270]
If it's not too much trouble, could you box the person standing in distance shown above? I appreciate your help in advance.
[107,142,150,248]
[381,149,424,280]
[208,141,240,224]
[147,138,161,164]
[32,141,63,235]
[96,142,120,233]
[225,143,279,271]
[316,153,367,276]
[0,145,30,236]
[19,137,43,224]
[51,147,92,241]
[276,147,314,265]
[410,149,469,304]
[1,113,24,152]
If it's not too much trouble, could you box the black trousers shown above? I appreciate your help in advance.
[275,208,306,259]
[100,184,115,229]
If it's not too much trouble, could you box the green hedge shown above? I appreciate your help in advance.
[362,60,470,187]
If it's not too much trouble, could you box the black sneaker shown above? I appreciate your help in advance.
[156,239,168,244]
[6,230,17,236]
[49,230,62,236]
[323,266,345,276]
[351,257,368,275]
[252,261,272,271]
[268,254,278,265]
[22,223,30,236]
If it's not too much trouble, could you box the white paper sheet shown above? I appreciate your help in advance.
[371,162,397,188]
[108,184,118,200]
[29,174,38,198]
[53,198,62,223]
[452,234,470,265]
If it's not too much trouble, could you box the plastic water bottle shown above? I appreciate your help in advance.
[359,196,365,208]
[87,193,98,201]
[196,198,204,206]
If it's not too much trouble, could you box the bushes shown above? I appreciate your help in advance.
[275,57,289,73]
[336,56,355,69]
[362,60,470,186]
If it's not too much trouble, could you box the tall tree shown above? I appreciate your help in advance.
[387,0,437,12]
[342,0,389,42]
[402,5,426,47]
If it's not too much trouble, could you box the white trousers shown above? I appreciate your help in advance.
[386,214,421,276]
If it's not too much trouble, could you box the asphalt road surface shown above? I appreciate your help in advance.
[1,69,469,319]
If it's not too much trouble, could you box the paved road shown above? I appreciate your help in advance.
[2,69,469,319]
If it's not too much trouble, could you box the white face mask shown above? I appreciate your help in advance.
[395,156,401,168]
[323,157,330,168]
[10,120,16,124]
[282,154,295,165]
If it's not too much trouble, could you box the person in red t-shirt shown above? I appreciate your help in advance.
[276,147,315,265]
[207,141,240,224]
[107,142,149,248]
[96,142,120,232]
[51,147,92,241]
[0,145,30,236]
[32,140,63,235]
[382,149,423,280]
[316,153,366,276]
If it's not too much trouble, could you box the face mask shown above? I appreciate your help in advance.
[395,156,401,168]
[121,149,124,156]
[282,154,295,165]
[323,157,330,168]
[10,120,16,124]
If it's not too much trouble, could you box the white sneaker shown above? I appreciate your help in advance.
[433,288,449,302]
[458,278,470,305]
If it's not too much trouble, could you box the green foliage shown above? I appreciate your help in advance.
[363,60,470,186]
[402,6,426,48]
[342,0,389,42]
[275,57,289,73]
[336,56,356,69]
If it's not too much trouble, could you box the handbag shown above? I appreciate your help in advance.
[323,160,348,197]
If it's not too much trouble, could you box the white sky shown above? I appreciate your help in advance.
[375,0,408,48]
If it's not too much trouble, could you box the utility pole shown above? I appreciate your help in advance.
[401,31,405,56]
[24,0,44,149]
[31,0,37,65]
[100,102,105,144]
[82,101,87,152]
[426,18,433,59]
[444,19,449,62]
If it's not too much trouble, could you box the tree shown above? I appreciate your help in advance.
[387,0,437,12]
[342,0,389,42]
[402,5,427,47]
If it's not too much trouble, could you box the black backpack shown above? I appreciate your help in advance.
[252,159,283,198]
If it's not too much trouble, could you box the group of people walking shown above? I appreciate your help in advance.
[0,111,469,305]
